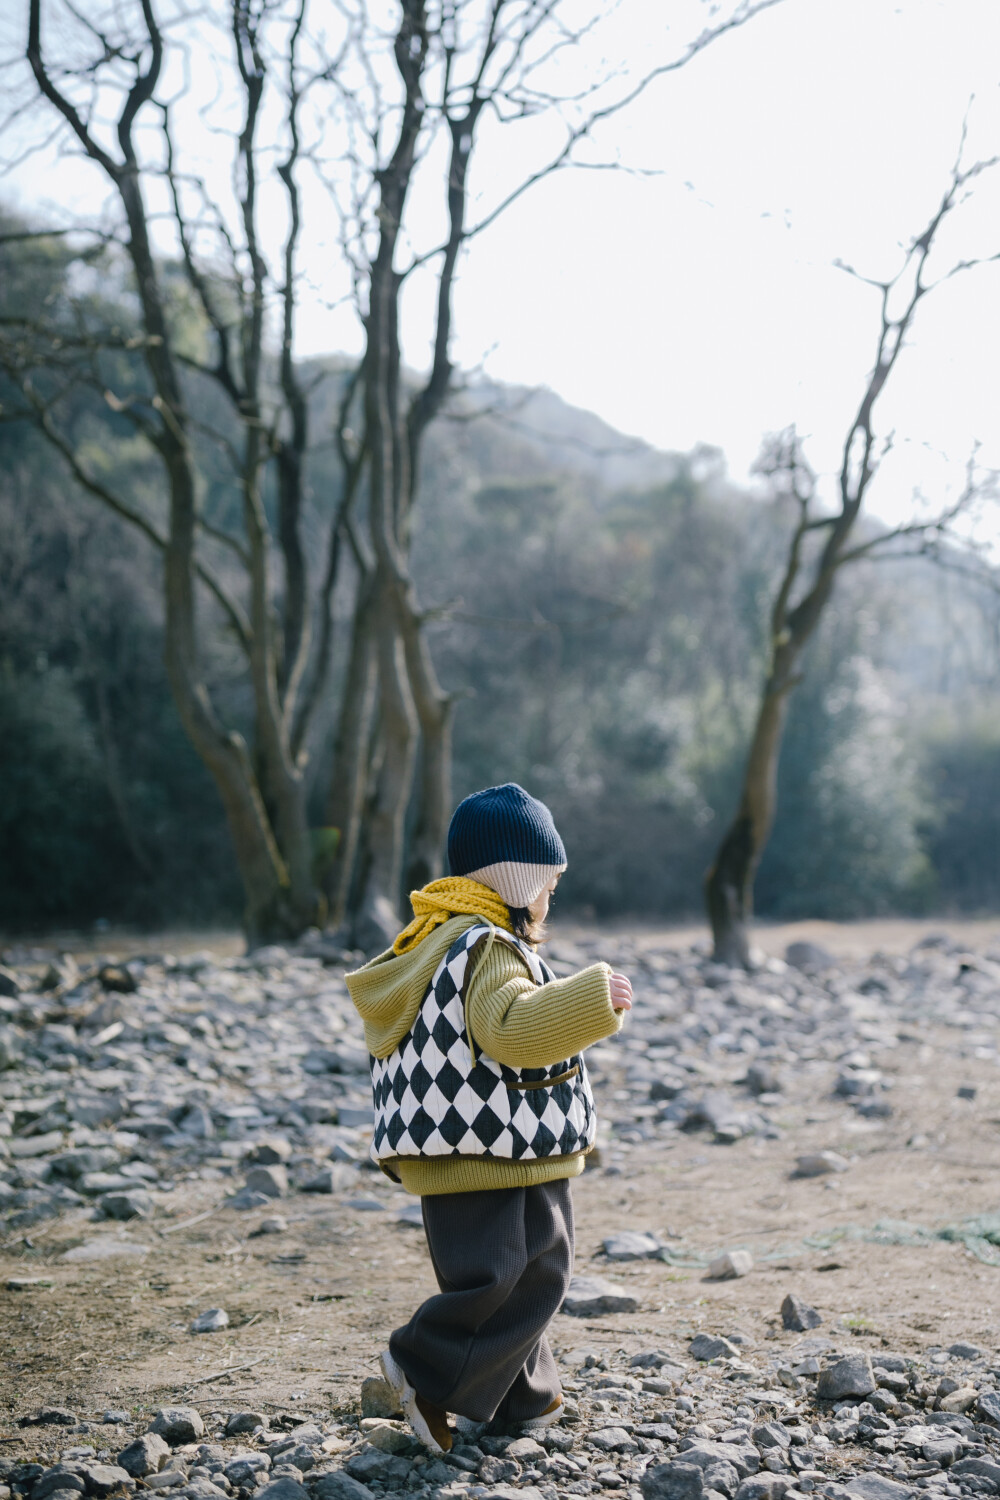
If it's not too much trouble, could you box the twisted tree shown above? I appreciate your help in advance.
[705,143,1000,967]
[1,0,784,947]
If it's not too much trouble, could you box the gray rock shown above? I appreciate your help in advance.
[751,1424,790,1451]
[948,1341,982,1359]
[816,1353,876,1401]
[951,1458,1000,1488]
[360,1377,402,1419]
[227,1189,274,1211]
[793,1151,849,1177]
[705,1250,752,1281]
[274,1448,314,1474]
[785,941,834,971]
[588,1428,635,1453]
[99,1189,152,1221]
[61,1239,149,1261]
[0,964,22,996]
[631,1350,686,1381]
[781,1294,822,1332]
[603,1231,662,1261]
[298,1167,344,1194]
[117,1436,170,1478]
[642,1464,707,1500]
[842,1480,914,1500]
[560,1275,639,1316]
[357,1424,411,1457]
[97,964,137,993]
[677,1440,759,1481]
[344,1449,410,1483]
[244,1165,287,1198]
[76,1464,135,1497]
[254,1482,309,1500]
[503,1434,542,1458]
[336,1105,373,1128]
[47,1148,120,1182]
[19,1408,78,1426]
[81,1173,141,1196]
[190,1308,228,1333]
[978,1391,1000,1425]
[268,1427,323,1458]
[225,1414,269,1437]
[418,1458,454,1487]
[309,1477,373,1500]
[745,1063,782,1096]
[148,1409,205,1446]
[734,1481,792,1500]
[922,1434,965,1466]
[689,1334,739,1362]
[705,1463,742,1498]
[477,1456,521,1485]
[246,1137,292,1165]
[32,1470,86,1500]
[177,1105,214,1139]
[248,1216,287,1236]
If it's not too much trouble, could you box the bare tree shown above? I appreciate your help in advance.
[2,0,785,949]
[1,0,342,944]
[318,0,788,948]
[705,146,1000,967]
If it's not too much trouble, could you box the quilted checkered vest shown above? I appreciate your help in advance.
[370,922,597,1165]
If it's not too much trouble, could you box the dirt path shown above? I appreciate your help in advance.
[5,1008,1000,1432]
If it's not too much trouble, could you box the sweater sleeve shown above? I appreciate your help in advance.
[466,938,622,1069]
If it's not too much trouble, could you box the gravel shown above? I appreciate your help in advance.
[8,930,1000,1499]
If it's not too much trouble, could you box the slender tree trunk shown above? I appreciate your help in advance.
[325,582,378,927]
[400,599,453,890]
[355,580,419,950]
[120,170,316,946]
[705,673,792,966]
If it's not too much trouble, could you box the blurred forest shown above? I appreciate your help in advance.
[2,225,998,934]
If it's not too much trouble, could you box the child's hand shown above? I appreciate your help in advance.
[609,972,633,1012]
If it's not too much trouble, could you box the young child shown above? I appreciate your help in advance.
[346,783,632,1453]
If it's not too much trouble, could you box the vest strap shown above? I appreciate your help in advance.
[506,1063,580,1092]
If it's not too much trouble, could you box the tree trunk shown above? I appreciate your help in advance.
[400,595,453,890]
[705,674,792,966]
[325,582,378,927]
[354,578,419,951]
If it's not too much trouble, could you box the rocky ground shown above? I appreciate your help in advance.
[4,922,1000,1500]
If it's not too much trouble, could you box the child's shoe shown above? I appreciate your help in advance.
[516,1394,565,1431]
[379,1349,453,1454]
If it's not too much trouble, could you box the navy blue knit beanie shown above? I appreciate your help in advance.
[448,783,567,909]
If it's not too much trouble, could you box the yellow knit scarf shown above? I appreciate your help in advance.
[392,876,513,955]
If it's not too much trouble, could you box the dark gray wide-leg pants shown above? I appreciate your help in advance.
[389,1179,574,1425]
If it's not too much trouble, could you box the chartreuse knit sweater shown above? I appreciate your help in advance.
[346,915,620,1195]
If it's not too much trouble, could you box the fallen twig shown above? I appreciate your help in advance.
[160,1207,219,1236]
[179,1356,268,1399]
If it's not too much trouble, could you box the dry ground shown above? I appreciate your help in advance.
[4,916,1000,1452]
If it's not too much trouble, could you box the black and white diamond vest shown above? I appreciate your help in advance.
[370,922,597,1164]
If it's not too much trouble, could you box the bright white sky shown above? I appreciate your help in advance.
[4,0,1000,527]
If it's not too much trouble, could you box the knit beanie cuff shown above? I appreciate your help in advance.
[464,860,566,911]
